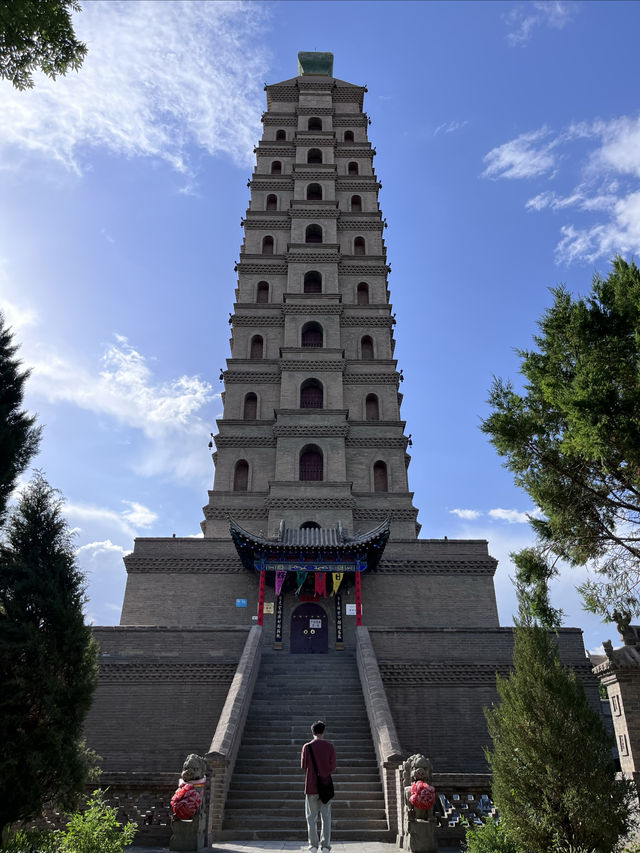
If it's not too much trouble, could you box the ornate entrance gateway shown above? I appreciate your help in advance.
[291,602,328,653]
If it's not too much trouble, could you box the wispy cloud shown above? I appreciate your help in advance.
[0,0,269,177]
[485,114,640,263]
[450,508,482,520]
[483,128,558,180]
[504,0,577,46]
[434,120,468,137]
[0,290,218,485]
[489,507,534,524]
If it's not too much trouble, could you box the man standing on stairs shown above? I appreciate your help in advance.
[301,720,336,853]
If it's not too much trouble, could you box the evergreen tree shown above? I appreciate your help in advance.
[0,312,41,524]
[0,473,98,840]
[481,258,640,624]
[485,624,634,852]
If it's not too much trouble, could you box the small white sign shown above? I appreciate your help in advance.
[251,615,258,621]
[309,619,322,628]
[346,604,356,615]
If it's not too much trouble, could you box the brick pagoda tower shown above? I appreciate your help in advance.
[206,50,417,543]
[84,53,597,845]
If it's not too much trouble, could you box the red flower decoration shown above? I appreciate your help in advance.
[409,780,436,811]
[171,783,202,820]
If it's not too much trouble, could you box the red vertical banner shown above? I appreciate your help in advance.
[257,569,266,625]
[355,568,362,626]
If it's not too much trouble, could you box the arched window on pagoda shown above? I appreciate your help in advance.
[307,183,323,201]
[365,393,380,421]
[256,281,269,303]
[357,282,369,304]
[361,335,374,360]
[271,160,282,174]
[308,117,322,131]
[348,161,359,175]
[243,393,257,420]
[300,521,320,529]
[299,445,323,481]
[305,224,322,244]
[250,335,263,359]
[354,236,365,255]
[233,460,249,492]
[304,270,322,293]
[300,378,323,409]
[276,129,286,140]
[344,130,355,142]
[351,194,362,212]
[307,148,322,165]
[266,194,277,211]
[301,321,323,348]
[373,460,388,492]
[262,236,274,254]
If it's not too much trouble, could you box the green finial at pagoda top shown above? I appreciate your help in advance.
[297,51,334,77]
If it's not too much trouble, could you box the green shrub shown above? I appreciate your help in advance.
[463,819,518,853]
[2,827,60,852]
[57,790,136,853]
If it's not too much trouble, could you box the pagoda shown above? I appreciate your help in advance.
[84,52,598,844]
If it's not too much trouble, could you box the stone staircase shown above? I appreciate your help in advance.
[219,650,393,842]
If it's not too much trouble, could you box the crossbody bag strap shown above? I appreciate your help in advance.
[308,742,321,777]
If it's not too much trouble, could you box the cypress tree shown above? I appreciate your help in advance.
[485,624,634,852]
[0,312,41,523]
[0,473,98,840]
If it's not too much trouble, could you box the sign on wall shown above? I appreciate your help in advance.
[345,603,356,616]
[264,602,274,614]
[236,599,248,608]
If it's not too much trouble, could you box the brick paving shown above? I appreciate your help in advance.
[127,843,460,852]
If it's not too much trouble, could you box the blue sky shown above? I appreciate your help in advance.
[1,0,639,652]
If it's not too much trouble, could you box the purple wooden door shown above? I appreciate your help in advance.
[290,602,328,654]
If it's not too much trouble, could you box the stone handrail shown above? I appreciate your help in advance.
[355,625,404,836]
[206,625,263,839]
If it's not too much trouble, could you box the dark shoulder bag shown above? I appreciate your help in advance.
[309,743,335,804]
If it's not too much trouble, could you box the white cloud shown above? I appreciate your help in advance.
[449,508,482,520]
[0,0,269,176]
[121,501,158,529]
[67,501,157,539]
[504,0,576,46]
[485,114,640,264]
[596,116,640,178]
[76,538,129,559]
[489,507,534,524]
[77,539,130,626]
[1,289,218,484]
[434,120,469,137]
[483,128,558,180]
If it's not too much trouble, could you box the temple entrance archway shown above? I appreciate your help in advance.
[290,602,328,654]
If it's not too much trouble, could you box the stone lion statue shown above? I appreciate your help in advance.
[401,753,437,853]
[181,753,207,783]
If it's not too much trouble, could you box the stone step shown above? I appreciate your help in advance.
[215,828,396,842]
[225,800,385,815]
[227,786,383,799]
[233,763,379,775]
[221,816,389,831]
[230,772,381,784]
[239,735,374,745]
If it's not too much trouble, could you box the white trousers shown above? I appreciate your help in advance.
[305,793,331,851]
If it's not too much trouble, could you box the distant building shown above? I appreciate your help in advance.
[592,627,640,783]
[84,52,598,845]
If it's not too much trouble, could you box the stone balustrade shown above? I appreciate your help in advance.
[205,625,263,839]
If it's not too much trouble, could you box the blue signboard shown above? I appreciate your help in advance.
[236,598,248,608]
